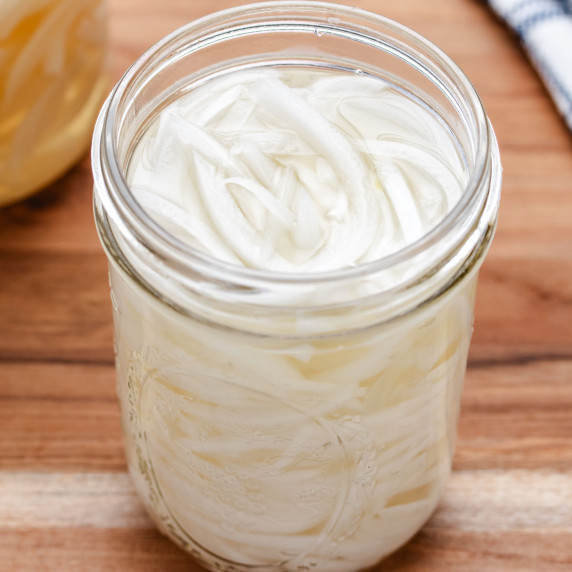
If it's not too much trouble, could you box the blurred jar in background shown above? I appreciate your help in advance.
[0,0,108,206]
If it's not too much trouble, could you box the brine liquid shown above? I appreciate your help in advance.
[0,0,108,206]
[115,65,476,572]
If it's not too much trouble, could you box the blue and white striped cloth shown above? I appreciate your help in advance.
[487,0,572,131]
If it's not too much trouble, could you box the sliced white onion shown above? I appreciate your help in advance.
[129,68,466,272]
[120,67,473,571]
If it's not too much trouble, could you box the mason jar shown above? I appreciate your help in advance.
[0,0,108,206]
[92,3,502,571]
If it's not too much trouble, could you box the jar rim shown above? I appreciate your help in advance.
[93,0,499,294]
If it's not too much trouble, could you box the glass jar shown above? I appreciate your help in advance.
[0,0,108,206]
[92,3,501,571]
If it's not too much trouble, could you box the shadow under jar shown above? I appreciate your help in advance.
[92,3,501,571]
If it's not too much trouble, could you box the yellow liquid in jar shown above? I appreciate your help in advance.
[0,0,108,206]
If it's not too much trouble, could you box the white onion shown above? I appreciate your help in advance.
[127,68,467,272]
[117,67,475,571]
[114,280,476,571]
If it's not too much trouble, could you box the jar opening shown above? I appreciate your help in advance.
[93,1,501,322]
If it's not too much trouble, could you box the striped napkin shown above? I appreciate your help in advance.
[487,0,572,131]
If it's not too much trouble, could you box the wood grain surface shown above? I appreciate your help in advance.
[1,0,571,570]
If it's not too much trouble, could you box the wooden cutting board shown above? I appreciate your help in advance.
[1,0,571,570]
